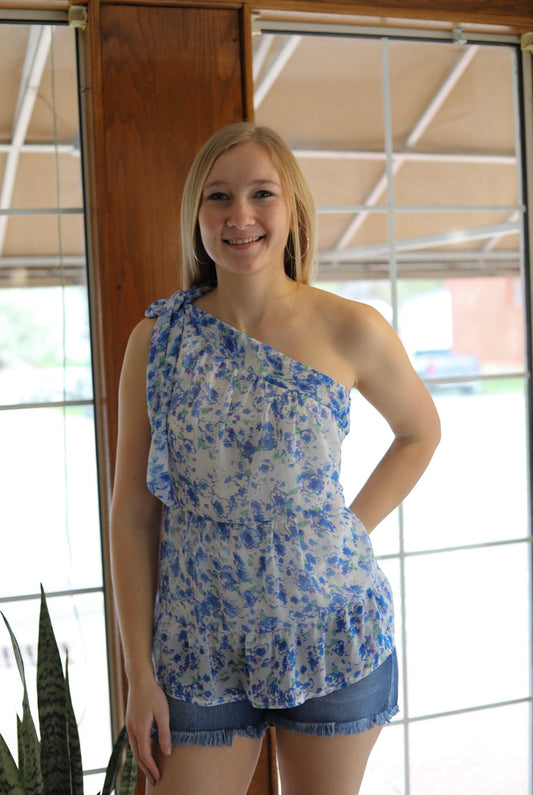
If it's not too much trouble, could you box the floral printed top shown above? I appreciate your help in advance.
[145,287,395,708]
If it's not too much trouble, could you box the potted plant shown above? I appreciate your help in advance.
[0,587,136,794]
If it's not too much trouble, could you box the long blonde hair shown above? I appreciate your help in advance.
[181,122,316,288]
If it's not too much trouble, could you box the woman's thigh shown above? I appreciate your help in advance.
[271,652,398,795]
[146,736,263,795]
[276,726,382,795]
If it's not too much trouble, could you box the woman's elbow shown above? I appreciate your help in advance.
[425,404,442,456]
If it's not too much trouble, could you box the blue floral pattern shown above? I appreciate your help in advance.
[145,288,395,708]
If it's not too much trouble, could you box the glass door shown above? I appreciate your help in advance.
[0,18,111,790]
[254,24,532,794]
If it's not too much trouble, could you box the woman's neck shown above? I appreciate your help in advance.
[206,270,302,334]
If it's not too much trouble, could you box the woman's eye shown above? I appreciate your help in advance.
[207,192,228,201]
[254,190,274,199]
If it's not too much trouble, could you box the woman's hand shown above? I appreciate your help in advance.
[125,676,172,786]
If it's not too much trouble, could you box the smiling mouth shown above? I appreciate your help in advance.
[224,235,265,246]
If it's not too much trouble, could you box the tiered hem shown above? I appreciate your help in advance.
[154,591,395,709]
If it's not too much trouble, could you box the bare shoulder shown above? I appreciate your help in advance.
[304,285,393,352]
[116,317,157,403]
[127,316,157,351]
[301,285,439,441]
[123,317,157,367]
[305,284,384,325]
[301,284,417,391]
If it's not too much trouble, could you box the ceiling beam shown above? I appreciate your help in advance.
[1,141,513,165]
[321,221,519,262]
[481,209,520,252]
[293,148,515,165]
[0,255,85,268]
[252,33,274,81]
[315,261,521,281]
[254,34,302,108]
[0,140,80,155]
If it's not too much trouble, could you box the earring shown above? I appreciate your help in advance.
[286,234,310,263]
[193,246,209,265]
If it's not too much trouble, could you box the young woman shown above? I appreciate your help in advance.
[110,122,440,794]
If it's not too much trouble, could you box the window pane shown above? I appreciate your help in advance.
[399,277,525,380]
[341,389,399,557]
[12,151,83,210]
[390,42,517,154]
[405,543,530,717]
[0,405,102,596]
[84,772,106,793]
[0,286,93,404]
[0,20,109,782]
[403,377,528,551]
[4,214,85,260]
[255,35,384,150]
[409,702,529,794]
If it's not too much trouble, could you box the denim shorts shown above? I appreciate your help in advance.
[157,650,398,747]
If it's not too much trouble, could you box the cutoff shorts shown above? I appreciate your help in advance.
[155,649,399,747]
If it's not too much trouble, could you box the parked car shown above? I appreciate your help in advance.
[413,349,480,394]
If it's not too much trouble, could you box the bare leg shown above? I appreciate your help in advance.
[145,736,263,795]
[276,726,382,795]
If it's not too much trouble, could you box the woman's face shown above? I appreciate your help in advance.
[197,142,292,279]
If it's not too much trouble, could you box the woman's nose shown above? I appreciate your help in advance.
[227,198,254,228]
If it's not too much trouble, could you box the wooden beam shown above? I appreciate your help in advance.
[2,1,530,32]
[79,3,249,790]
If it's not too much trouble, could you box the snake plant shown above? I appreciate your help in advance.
[0,587,137,794]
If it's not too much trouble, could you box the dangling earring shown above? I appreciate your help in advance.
[288,231,310,258]
[193,245,209,265]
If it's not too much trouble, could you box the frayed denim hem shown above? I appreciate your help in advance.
[267,703,400,737]
[167,723,267,747]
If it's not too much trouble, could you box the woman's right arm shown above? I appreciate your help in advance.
[110,318,171,785]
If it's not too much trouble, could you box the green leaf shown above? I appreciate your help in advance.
[118,745,137,795]
[1,612,27,689]
[17,708,44,795]
[0,732,25,794]
[101,726,128,795]
[19,691,44,794]
[1,611,43,794]
[36,587,71,795]
[65,660,83,795]
[16,715,23,771]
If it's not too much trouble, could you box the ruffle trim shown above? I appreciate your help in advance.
[154,594,395,710]
[145,287,212,507]
[189,301,351,428]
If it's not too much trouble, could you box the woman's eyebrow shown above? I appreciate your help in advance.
[203,178,280,191]
[203,179,226,191]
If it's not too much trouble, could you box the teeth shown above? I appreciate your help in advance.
[226,236,261,245]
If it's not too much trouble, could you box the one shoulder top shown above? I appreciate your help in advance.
[145,287,395,708]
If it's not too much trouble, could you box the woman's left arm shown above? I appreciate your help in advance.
[347,304,441,533]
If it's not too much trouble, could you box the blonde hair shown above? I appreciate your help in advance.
[181,122,316,288]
